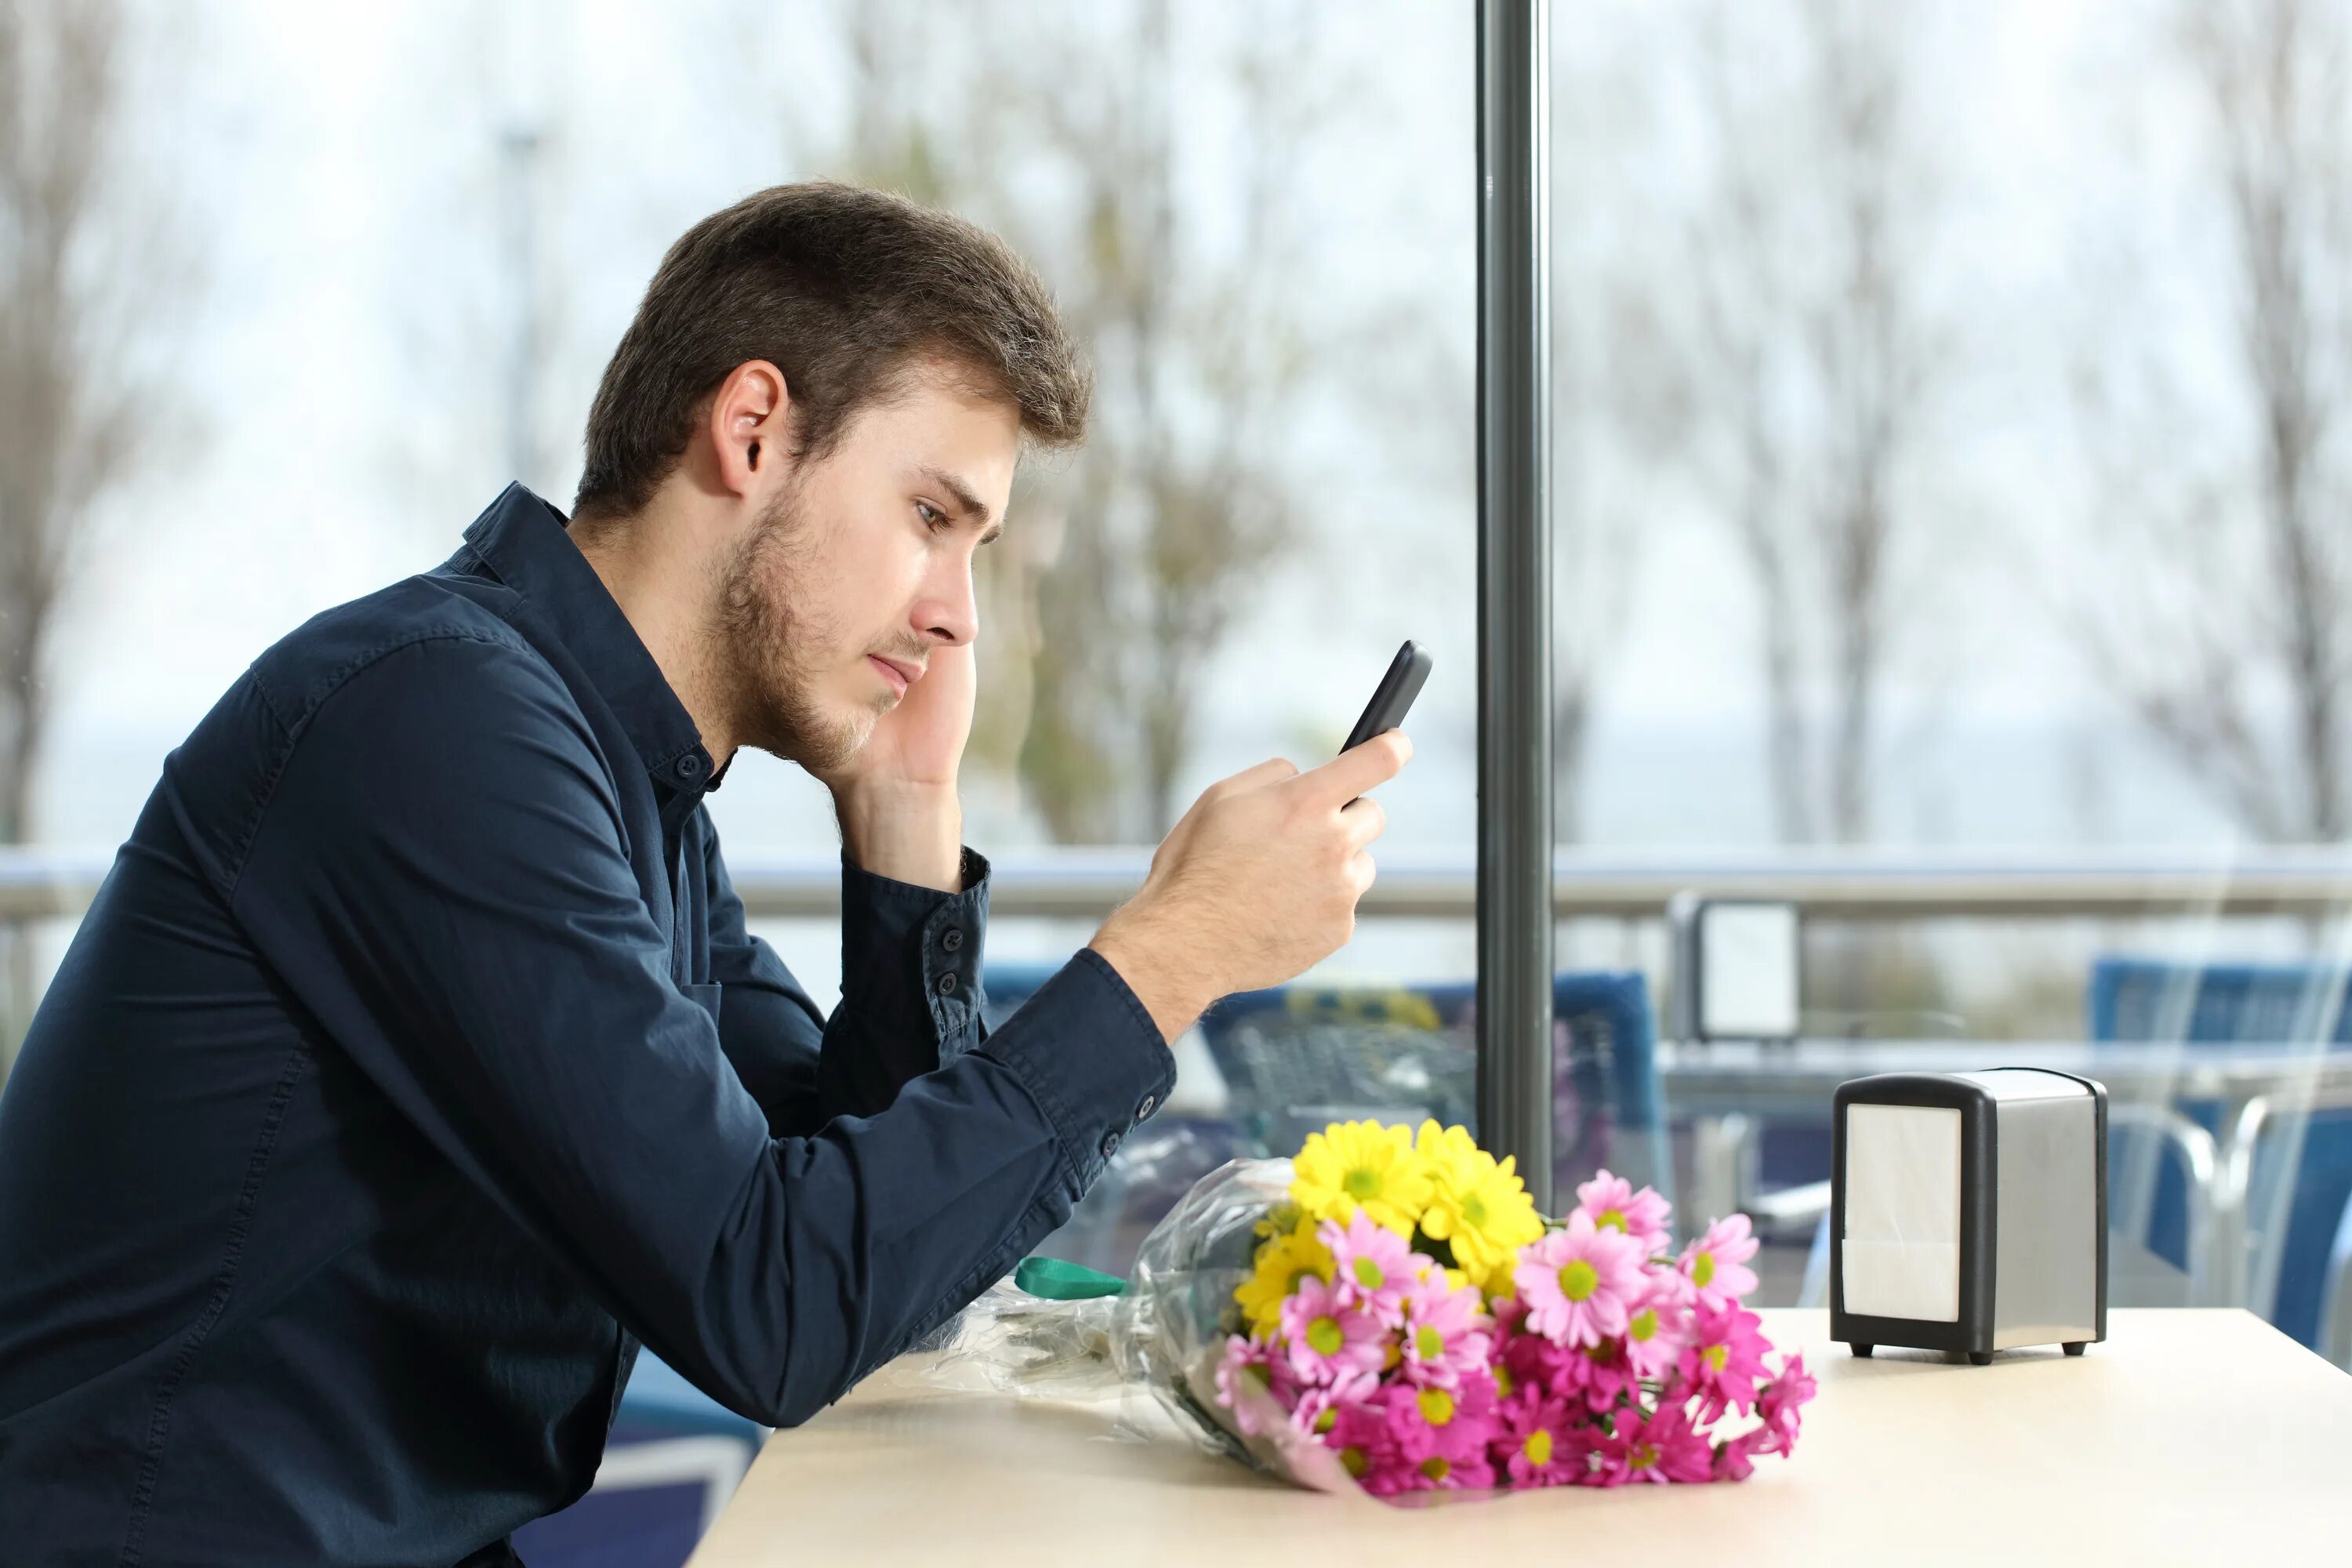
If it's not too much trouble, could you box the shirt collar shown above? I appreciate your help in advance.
[456,482,728,795]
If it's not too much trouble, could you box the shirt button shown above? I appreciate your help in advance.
[1099,1129,1122,1160]
[935,972,960,996]
[677,754,702,779]
[1136,1094,1157,1122]
[941,927,965,953]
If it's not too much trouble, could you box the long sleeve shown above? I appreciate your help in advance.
[229,633,1174,1428]
[696,813,993,1139]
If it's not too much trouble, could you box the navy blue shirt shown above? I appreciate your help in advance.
[0,485,1175,1566]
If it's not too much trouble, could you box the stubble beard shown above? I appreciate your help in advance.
[710,484,880,774]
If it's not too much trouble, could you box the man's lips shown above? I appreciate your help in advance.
[866,655,920,697]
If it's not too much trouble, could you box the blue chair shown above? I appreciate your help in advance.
[2325,1191,2352,1369]
[979,960,1063,1030]
[2090,957,2352,1047]
[2088,956,2352,1348]
[1192,971,1668,1218]
[1552,974,1667,1195]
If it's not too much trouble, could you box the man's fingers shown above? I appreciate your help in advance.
[1295,730,1412,807]
[1338,794,1387,850]
[1203,756,1301,804]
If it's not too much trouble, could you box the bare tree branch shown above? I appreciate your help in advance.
[2075,0,2352,840]
[1675,0,1947,844]
[0,0,188,843]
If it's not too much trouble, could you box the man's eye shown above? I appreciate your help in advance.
[916,502,948,531]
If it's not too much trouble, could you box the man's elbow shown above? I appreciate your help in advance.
[750,1350,860,1430]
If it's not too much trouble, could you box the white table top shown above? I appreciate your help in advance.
[686,1309,2351,1566]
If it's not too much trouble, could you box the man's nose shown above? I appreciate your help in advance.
[918,559,979,647]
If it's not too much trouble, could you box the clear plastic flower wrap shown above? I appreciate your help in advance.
[919,1122,1815,1502]
[922,1156,1298,1461]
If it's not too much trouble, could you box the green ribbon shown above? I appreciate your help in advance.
[1014,1255,1128,1299]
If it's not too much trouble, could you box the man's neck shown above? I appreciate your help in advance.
[570,503,738,770]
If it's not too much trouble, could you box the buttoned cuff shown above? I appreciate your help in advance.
[838,847,990,1058]
[976,948,1178,1197]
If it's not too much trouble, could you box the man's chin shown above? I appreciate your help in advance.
[777,707,876,776]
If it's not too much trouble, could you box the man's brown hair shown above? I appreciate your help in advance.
[572,181,1090,521]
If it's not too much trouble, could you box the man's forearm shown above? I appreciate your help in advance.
[833,781,964,891]
[1088,909,1219,1045]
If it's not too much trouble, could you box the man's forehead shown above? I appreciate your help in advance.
[877,379,1019,491]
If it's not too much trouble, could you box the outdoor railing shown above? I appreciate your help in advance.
[5,844,2351,921]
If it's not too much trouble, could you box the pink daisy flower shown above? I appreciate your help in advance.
[1398,1269,1494,1390]
[1287,1366,1379,1442]
[1679,1214,1761,1309]
[1595,1398,1714,1486]
[1213,1335,1283,1436]
[1711,1425,1773,1483]
[1513,1212,1646,1349]
[1578,1338,1637,1417]
[1374,1375,1501,1494]
[1500,1312,1591,1405]
[1391,1448,1497,1495]
[1326,1401,1407,1493]
[1379,1368,1500,1460]
[1278,1274,1387,1385]
[1679,1301,1772,1424]
[1319,1212,1424,1327]
[1496,1298,1590,1410]
[1575,1169,1672,1256]
[1494,1385,1589,1487]
[1619,1277,1691,1383]
[1755,1353,1818,1456]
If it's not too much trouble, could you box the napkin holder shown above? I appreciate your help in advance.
[1830,1068,2107,1364]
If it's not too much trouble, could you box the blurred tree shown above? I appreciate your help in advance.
[0,0,186,845]
[783,0,1053,831]
[779,0,1359,842]
[1675,0,1951,844]
[378,0,578,532]
[2074,0,2352,841]
[1548,32,1680,844]
[1007,0,1322,840]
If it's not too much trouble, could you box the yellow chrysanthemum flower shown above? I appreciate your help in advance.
[1253,1200,1303,1240]
[1412,1121,1487,1196]
[1232,1218,1335,1334]
[1413,1120,1546,1294]
[1289,1120,1432,1237]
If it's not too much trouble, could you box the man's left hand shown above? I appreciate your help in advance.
[816,642,975,891]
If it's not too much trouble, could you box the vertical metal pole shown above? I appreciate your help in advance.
[1475,0,1555,1210]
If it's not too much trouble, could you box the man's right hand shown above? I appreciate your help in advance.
[1087,731,1412,1042]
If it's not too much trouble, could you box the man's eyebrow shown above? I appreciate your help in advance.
[918,465,1002,544]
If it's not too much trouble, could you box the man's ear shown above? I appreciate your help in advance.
[705,360,790,499]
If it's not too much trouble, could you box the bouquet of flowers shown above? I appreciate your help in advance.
[928,1119,1814,1503]
[1210,1120,1813,1495]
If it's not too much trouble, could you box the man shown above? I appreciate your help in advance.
[0,183,1408,1565]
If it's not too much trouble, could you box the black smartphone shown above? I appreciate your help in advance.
[1341,640,1432,753]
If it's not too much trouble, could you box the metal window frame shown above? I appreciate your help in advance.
[1475,0,1555,1210]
